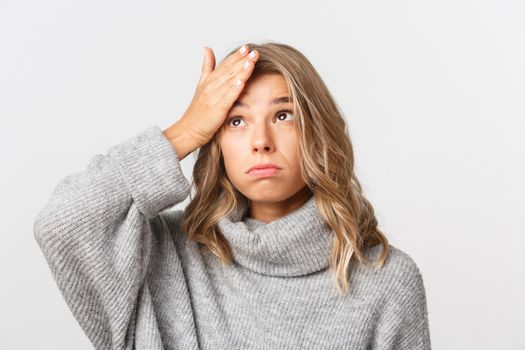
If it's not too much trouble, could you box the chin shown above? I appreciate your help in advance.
[245,192,294,203]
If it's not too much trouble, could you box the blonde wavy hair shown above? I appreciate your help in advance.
[181,41,389,295]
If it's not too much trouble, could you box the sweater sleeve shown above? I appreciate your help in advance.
[33,125,191,350]
[376,261,432,350]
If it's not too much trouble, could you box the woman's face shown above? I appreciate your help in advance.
[219,73,308,206]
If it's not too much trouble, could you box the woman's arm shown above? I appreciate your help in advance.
[374,259,432,349]
[33,125,191,349]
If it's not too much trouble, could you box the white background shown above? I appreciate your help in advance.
[1,0,524,349]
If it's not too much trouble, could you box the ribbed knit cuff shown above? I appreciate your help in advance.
[107,125,191,218]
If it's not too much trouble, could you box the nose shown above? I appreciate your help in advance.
[251,125,275,154]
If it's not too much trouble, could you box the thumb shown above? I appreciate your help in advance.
[198,46,215,86]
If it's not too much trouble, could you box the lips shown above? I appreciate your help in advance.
[246,163,282,174]
[247,167,282,177]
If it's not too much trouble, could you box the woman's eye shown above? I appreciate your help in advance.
[275,110,295,122]
[226,110,295,128]
[227,118,245,127]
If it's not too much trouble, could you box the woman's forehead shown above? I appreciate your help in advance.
[233,75,291,109]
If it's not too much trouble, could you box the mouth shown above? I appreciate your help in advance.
[247,167,282,178]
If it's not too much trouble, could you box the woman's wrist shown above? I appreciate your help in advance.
[162,121,196,161]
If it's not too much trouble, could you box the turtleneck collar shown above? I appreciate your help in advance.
[217,195,334,277]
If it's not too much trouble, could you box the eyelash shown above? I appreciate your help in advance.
[226,109,295,127]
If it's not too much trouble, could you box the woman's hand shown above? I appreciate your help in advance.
[163,45,259,160]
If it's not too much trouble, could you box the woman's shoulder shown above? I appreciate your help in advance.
[155,208,202,256]
[355,244,431,348]
[365,242,423,272]
[156,207,184,231]
[361,242,427,295]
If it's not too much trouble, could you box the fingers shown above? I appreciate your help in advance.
[229,48,258,86]
[220,48,259,107]
[198,46,216,87]
[222,44,251,70]
[217,46,259,86]
[215,45,257,83]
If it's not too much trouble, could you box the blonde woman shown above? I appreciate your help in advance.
[34,42,431,349]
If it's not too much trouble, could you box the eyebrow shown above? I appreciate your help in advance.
[232,96,291,108]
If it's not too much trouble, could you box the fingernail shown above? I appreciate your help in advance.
[240,45,247,54]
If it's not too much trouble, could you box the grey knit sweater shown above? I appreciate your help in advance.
[33,126,431,350]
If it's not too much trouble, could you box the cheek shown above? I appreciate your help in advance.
[281,136,301,166]
[219,136,233,158]
[220,140,244,174]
